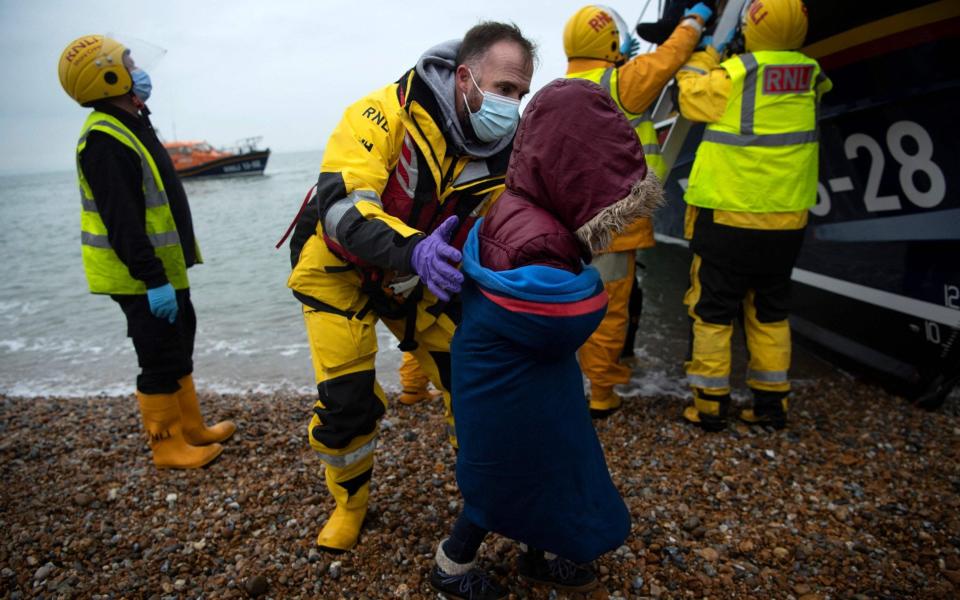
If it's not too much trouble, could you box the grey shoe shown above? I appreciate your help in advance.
[430,565,507,600]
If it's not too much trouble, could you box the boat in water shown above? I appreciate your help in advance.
[164,136,270,178]
[649,0,960,406]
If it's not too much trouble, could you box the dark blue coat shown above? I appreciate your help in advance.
[452,224,631,563]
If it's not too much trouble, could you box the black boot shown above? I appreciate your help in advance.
[516,547,597,592]
[740,389,788,429]
[682,389,730,432]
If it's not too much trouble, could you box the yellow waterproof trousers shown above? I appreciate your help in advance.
[296,235,458,549]
[683,253,792,397]
[681,206,804,429]
[579,251,636,412]
[303,291,458,462]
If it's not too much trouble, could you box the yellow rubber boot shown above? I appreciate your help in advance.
[399,385,442,406]
[137,391,222,469]
[589,386,623,420]
[317,456,373,552]
[397,353,441,406]
[682,389,730,432]
[176,375,236,445]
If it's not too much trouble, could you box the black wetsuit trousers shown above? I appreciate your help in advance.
[111,288,195,394]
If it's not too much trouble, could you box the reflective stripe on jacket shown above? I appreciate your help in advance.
[684,50,828,213]
[566,67,658,253]
[77,111,190,294]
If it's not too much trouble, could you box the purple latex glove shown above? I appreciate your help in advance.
[410,216,464,302]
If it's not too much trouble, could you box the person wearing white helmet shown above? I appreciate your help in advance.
[58,35,236,469]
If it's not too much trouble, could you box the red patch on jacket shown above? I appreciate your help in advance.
[763,65,814,94]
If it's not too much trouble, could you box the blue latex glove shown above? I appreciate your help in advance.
[684,2,713,24]
[147,283,178,324]
[410,216,464,302]
[621,35,641,59]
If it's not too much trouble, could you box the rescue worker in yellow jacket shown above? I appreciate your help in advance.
[287,22,535,552]
[58,35,236,469]
[677,0,831,431]
[563,3,711,417]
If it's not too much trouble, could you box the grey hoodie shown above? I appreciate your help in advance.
[415,39,515,159]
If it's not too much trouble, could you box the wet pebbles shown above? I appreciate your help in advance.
[1,375,958,598]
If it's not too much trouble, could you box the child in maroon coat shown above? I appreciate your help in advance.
[430,78,663,599]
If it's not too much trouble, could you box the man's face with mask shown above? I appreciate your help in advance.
[455,40,533,142]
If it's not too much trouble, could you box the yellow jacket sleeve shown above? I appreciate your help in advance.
[313,82,425,270]
[676,47,732,123]
[321,88,400,197]
[617,21,701,114]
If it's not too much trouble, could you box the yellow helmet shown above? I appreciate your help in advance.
[743,0,808,51]
[58,35,132,105]
[563,5,630,63]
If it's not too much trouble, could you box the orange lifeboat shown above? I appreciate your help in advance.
[164,137,270,178]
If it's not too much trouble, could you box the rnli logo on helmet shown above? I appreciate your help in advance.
[748,1,769,25]
[763,65,814,94]
[588,10,613,32]
[64,36,100,63]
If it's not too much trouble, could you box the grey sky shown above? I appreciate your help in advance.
[0,0,659,174]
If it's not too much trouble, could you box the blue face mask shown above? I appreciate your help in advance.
[130,68,152,102]
[463,69,520,142]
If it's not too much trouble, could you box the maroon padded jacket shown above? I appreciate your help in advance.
[479,78,654,273]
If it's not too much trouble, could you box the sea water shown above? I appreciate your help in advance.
[0,151,403,397]
[0,151,830,398]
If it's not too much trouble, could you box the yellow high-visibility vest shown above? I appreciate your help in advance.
[76,111,194,294]
[685,50,824,212]
[566,67,666,179]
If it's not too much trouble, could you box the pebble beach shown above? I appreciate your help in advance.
[2,374,959,599]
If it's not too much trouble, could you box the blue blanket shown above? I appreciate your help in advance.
[452,222,630,563]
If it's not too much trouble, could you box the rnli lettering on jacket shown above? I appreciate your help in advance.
[685,50,829,213]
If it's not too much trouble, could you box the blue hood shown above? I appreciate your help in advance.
[461,220,601,303]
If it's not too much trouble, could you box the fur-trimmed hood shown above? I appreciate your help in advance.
[506,78,663,254]
[478,78,663,273]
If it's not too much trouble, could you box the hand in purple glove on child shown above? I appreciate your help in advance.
[410,216,464,302]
